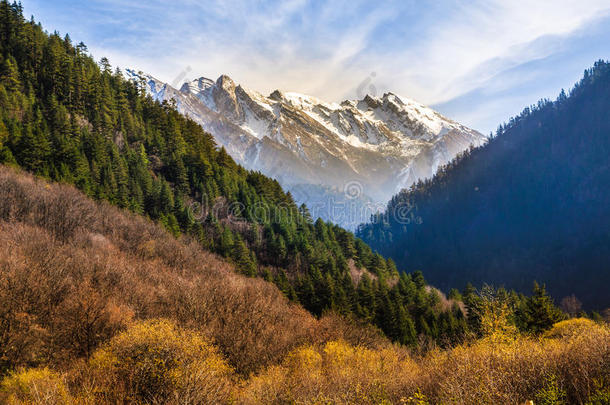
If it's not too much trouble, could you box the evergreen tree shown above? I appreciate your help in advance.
[462,283,483,336]
[218,226,234,258]
[516,282,565,334]
[233,237,256,276]
[1,56,20,92]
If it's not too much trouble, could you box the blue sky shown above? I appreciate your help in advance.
[22,0,610,133]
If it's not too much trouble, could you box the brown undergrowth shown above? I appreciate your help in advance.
[0,166,608,404]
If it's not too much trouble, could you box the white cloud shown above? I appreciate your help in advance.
[141,0,608,106]
[383,0,610,104]
[24,0,610,131]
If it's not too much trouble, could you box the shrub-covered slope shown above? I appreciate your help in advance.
[0,165,386,376]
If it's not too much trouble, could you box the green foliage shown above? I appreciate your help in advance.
[516,282,565,335]
[448,288,462,301]
[233,236,257,276]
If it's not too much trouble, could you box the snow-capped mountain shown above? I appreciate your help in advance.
[126,69,486,227]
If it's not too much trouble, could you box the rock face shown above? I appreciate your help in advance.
[126,69,486,228]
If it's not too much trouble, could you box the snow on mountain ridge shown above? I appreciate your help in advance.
[174,73,479,152]
[126,69,486,227]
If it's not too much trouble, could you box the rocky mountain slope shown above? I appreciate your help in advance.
[126,70,486,227]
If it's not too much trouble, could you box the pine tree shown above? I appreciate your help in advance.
[516,282,565,334]
[274,234,287,262]
[356,274,375,320]
[395,303,417,345]
[386,258,398,276]
[1,56,20,92]
[370,253,387,277]
[18,124,51,175]
[462,283,483,336]
[233,237,256,276]
[159,180,175,215]
[337,231,356,259]
[0,118,15,164]
[218,226,234,258]
[297,274,318,316]
[298,203,312,224]
[412,271,426,289]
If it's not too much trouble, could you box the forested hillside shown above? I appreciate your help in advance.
[358,60,610,310]
[0,0,470,346]
[0,164,384,377]
[1,154,608,405]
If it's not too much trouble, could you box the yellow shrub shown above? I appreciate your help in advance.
[0,367,70,404]
[544,318,601,339]
[89,319,234,404]
[425,321,610,404]
[4,319,608,405]
[240,340,421,404]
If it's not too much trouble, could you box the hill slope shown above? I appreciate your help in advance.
[0,164,386,376]
[358,61,610,310]
[1,168,607,405]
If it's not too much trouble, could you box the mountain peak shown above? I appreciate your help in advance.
[381,92,401,102]
[216,74,235,91]
[269,89,284,101]
[132,68,485,209]
[362,94,380,108]
[195,76,216,87]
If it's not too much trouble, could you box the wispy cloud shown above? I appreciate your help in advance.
[22,0,610,132]
[392,0,610,103]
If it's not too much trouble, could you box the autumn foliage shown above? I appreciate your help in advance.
[0,165,609,404]
[240,320,609,404]
[88,319,234,404]
[0,166,384,376]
